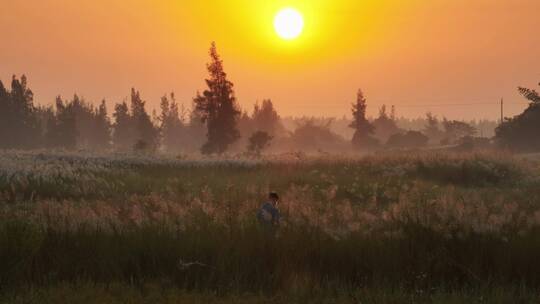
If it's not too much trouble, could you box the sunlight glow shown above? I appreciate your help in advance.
[274,8,304,40]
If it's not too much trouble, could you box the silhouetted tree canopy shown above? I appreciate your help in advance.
[349,89,378,149]
[0,68,503,154]
[43,95,111,150]
[112,101,133,151]
[252,99,285,137]
[0,75,41,149]
[131,89,159,151]
[423,112,444,144]
[373,104,401,142]
[194,42,241,154]
[441,119,476,145]
[184,104,207,152]
[45,96,75,149]
[159,93,187,153]
[495,82,540,151]
[94,100,112,149]
[111,89,158,152]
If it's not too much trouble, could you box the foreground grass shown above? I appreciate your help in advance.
[2,283,539,304]
[3,221,540,293]
[2,151,540,300]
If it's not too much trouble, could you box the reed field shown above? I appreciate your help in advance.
[2,150,540,302]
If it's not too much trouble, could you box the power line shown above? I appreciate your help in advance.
[285,101,529,109]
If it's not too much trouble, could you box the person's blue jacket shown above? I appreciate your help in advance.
[257,202,280,225]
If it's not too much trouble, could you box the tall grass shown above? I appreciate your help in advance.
[1,150,540,300]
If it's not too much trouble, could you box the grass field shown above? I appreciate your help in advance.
[1,150,540,302]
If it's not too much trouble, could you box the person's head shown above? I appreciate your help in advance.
[269,192,279,205]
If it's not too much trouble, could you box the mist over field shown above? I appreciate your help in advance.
[2,1,540,303]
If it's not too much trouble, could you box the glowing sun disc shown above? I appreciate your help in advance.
[274,8,304,40]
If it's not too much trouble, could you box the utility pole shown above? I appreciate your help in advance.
[500,98,504,124]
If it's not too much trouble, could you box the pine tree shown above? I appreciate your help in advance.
[131,88,159,151]
[49,95,111,150]
[35,105,54,147]
[45,96,77,149]
[9,75,41,148]
[194,42,240,154]
[159,93,185,152]
[112,101,133,150]
[70,94,93,149]
[45,111,59,148]
[0,80,10,149]
[185,103,207,153]
[349,89,377,149]
[94,100,111,149]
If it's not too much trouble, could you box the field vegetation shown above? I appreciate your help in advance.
[1,151,540,302]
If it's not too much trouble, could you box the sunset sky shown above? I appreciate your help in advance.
[1,0,539,120]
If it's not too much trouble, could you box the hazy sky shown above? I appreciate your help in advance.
[1,0,539,119]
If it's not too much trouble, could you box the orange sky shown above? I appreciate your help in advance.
[1,0,539,120]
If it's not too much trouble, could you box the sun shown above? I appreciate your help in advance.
[274,8,304,40]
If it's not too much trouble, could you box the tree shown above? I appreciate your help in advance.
[349,89,378,149]
[0,80,10,148]
[0,75,41,149]
[94,100,111,149]
[194,42,241,154]
[10,75,40,148]
[184,103,207,152]
[252,99,284,136]
[518,84,540,103]
[159,93,186,152]
[39,94,111,150]
[130,88,159,151]
[423,112,444,144]
[441,119,476,144]
[112,101,133,150]
[69,95,110,150]
[247,131,273,156]
[290,119,349,152]
[45,96,77,149]
[495,82,540,151]
[372,104,401,142]
[111,90,158,152]
[35,105,55,147]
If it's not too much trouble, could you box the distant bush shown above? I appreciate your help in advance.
[441,119,476,144]
[454,136,492,151]
[288,120,350,152]
[386,131,428,149]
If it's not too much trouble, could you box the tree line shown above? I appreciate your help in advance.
[0,43,283,154]
[348,89,484,150]
[347,82,540,151]
[1,42,537,154]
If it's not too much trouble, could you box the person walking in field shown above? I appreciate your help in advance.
[257,192,280,227]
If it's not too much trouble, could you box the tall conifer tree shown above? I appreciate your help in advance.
[350,89,377,149]
[194,42,240,154]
